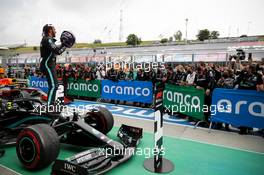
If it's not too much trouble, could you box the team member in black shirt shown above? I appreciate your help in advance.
[235,64,263,134]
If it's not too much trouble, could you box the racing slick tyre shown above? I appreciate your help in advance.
[85,106,114,134]
[16,124,60,170]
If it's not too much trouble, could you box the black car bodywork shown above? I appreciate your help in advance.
[0,88,143,174]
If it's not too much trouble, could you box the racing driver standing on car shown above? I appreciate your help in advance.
[40,24,66,110]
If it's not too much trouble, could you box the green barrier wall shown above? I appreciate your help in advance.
[67,78,101,98]
[163,84,205,120]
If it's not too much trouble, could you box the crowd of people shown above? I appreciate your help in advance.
[49,60,264,92]
[50,60,264,134]
[6,59,264,98]
[5,59,264,94]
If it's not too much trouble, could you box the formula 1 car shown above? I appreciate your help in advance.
[51,124,142,175]
[0,85,73,105]
[0,78,28,87]
[0,90,143,174]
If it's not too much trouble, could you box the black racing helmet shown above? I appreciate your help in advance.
[42,24,54,36]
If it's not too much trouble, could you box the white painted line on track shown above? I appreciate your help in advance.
[0,164,22,175]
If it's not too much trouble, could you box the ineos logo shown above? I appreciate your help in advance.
[64,163,76,173]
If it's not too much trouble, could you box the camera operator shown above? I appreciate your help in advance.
[234,57,243,73]
[229,53,244,75]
